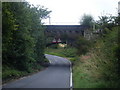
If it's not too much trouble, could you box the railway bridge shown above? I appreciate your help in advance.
[44,25,90,46]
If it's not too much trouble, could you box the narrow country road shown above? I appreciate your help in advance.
[2,54,72,88]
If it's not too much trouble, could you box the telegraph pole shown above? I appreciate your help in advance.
[118,1,120,16]
[118,1,120,25]
[49,16,51,25]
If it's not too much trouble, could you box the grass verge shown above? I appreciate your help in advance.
[73,53,105,88]
[45,47,76,57]
[73,52,120,88]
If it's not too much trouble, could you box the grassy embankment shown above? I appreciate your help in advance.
[74,27,120,88]
[45,27,120,88]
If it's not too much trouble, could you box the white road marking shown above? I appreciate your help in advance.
[69,60,73,89]
[70,71,73,89]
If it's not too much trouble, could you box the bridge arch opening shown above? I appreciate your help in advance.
[44,25,89,47]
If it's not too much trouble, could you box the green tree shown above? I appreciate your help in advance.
[2,2,16,66]
[97,15,116,29]
[29,5,51,64]
[2,2,51,72]
[80,14,94,27]
[96,15,117,37]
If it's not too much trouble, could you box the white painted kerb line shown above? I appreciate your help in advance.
[70,72,72,89]
[69,60,73,89]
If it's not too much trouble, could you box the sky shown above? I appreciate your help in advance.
[27,0,120,25]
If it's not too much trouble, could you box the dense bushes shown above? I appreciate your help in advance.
[2,2,51,80]
[61,47,77,57]
[75,36,91,55]
[73,26,120,88]
[98,26,119,80]
[88,26,120,87]
[73,14,120,87]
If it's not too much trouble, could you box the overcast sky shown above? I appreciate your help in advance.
[27,0,120,25]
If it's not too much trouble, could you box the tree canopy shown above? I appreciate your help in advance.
[2,2,51,73]
[80,14,94,27]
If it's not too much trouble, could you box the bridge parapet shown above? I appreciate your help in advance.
[44,25,90,45]
[45,25,89,35]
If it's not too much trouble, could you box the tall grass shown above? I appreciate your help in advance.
[73,26,120,88]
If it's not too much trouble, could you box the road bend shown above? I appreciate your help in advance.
[2,54,71,88]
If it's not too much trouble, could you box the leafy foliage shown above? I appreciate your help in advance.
[73,26,120,88]
[73,14,120,87]
[75,36,91,55]
[62,47,77,57]
[80,14,94,27]
[2,2,51,80]
[100,27,119,78]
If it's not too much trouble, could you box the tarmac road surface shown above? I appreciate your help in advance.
[2,54,71,89]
